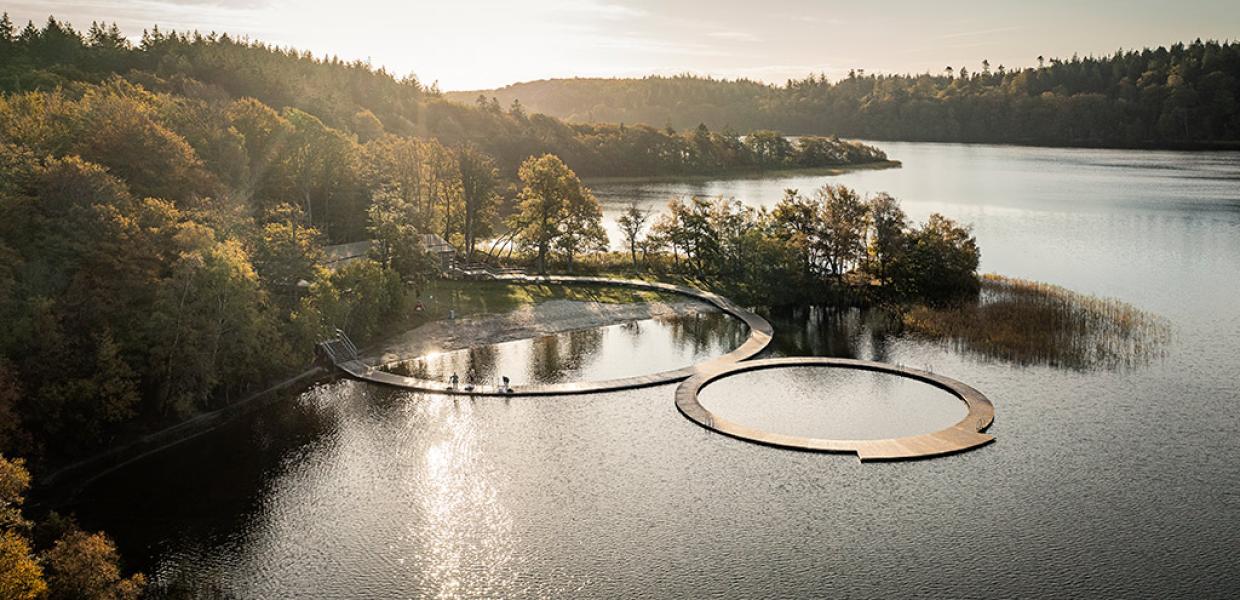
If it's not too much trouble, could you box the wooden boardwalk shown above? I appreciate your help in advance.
[335,275,774,396]
[330,275,996,461]
[674,357,995,461]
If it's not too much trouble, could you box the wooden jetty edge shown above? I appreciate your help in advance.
[327,275,995,461]
[675,357,995,461]
[330,275,775,396]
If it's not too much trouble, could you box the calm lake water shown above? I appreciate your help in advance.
[73,142,1240,598]
[384,311,748,387]
[698,366,968,440]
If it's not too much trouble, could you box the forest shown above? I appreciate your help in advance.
[0,17,969,596]
[452,40,1240,147]
[0,13,1208,599]
[0,15,895,466]
[0,15,888,179]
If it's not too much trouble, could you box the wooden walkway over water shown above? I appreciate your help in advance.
[324,275,995,460]
[675,357,995,461]
[332,275,774,396]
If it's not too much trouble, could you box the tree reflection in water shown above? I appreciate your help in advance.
[663,311,748,358]
[762,278,1167,372]
[530,327,604,383]
[764,306,900,361]
[902,275,1170,370]
[381,311,745,385]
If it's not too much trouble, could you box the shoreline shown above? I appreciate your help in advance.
[337,273,774,397]
[36,367,331,501]
[363,298,718,367]
[849,136,1240,153]
[584,159,901,186]
[37,296,719,498]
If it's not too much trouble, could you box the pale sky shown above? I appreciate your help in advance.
[7,0,1238,90]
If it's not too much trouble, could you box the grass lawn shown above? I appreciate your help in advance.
[410,278,687,322]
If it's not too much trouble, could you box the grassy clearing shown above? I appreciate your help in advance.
[411,279,686,322]
[355,276,695,353]
[901,274,1170,370]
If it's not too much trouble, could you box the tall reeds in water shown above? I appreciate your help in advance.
[901,274,1170,370]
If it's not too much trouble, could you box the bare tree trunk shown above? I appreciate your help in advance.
[442,183,452,246]
[160,271,194,415]
[303,190,313,229]
[464,208,474,260]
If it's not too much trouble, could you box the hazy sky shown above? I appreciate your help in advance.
[7,0,1238,90]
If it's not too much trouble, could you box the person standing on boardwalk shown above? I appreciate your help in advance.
[450,372,459,389]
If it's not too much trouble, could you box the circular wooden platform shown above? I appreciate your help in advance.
[674,357,995,461]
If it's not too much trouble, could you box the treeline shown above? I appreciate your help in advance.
[0,15,887,177]
[612,185,980,308]
[453,40,1240,147]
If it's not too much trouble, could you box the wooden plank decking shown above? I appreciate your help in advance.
[336,275,774,396]
[674,357,995,461]
[329,275,995,461]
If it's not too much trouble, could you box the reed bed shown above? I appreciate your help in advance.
[902,274,1171,370]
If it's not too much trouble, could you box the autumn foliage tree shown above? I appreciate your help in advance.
[646,186,980,306]
[512,154,606,273]
[0,455,144,600]
[456,143,501,260]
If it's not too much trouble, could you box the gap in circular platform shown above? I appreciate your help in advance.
[697,366,968,440]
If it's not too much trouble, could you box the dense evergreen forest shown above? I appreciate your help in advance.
[451,40,1240,147]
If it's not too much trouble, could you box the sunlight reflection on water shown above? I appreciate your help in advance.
[417,399,517,598]
[74,143,1240,598]
[385,311,748,386]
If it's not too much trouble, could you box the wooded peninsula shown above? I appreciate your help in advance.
[0,15,1177,598]
[0,16,902,452]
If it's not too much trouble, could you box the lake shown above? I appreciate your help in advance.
[72,142,1240,597]
[383,311,748,386]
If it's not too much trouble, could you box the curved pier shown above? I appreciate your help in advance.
[334,275,774,396]
[674,357,995,461]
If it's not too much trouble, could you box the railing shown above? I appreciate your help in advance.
[445,260,527,280]
[318,329,360,366]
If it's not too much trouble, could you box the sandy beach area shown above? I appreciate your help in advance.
[362,298,718,365]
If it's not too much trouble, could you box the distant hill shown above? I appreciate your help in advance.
[447,76,776,132]
[449,41,1240,148]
